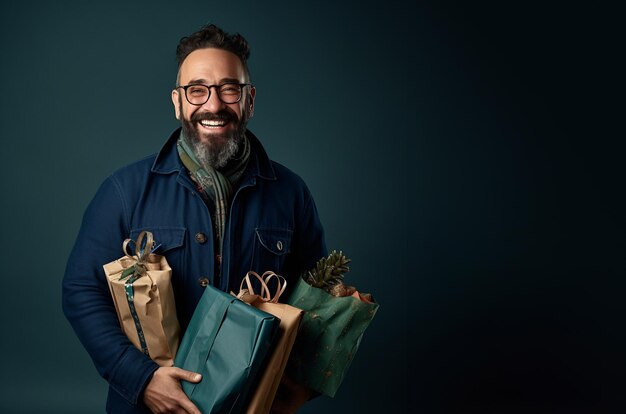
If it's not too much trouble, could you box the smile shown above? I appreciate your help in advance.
[199,119,228,128]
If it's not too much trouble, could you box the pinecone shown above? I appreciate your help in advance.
[303,250,351,293]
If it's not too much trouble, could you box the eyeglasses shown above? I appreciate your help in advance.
[175,83,251,105]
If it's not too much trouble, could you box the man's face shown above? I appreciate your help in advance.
[171,48,255,168]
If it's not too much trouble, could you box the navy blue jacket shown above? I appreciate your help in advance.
[62,129,326,413]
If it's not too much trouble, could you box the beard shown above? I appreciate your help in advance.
[179,98,251,170]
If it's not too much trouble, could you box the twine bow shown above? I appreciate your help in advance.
[118,231,156,288]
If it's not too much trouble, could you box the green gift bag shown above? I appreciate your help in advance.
[286,276,379,397]
[174,285,280,413]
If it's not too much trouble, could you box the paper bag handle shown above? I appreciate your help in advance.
[239,271,271,300]
[239,271,287,303]
[260,271,287,303]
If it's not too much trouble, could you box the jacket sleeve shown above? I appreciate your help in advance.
[62,176,159,405]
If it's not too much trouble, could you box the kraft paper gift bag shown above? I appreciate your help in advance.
[286,276,379,397]
[103,230,180,367]
[232,271,304,414]
[174,283,280,414]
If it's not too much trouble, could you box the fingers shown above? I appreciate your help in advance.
[180,397,202,414]
[169,367,202,383]
[143,367,203,413]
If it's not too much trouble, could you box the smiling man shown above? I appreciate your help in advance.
[63,24,326,413]
[174,47,253,170]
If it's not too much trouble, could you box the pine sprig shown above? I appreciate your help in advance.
[303,250,351,292]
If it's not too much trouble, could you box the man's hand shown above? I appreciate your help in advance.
[143,367,202,414]
[270,374,313,414]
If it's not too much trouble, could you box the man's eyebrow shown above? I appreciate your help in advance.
[219,78,241,84]
[187,79,208,85]
[185,78,242,85]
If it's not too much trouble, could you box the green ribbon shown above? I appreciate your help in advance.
[125,276,149,356]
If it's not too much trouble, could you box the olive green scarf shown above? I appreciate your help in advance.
[177,131,250,257]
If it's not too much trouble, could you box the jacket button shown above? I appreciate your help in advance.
[276,240,283,251]
[198,277,209,287]
[195,232,208,244]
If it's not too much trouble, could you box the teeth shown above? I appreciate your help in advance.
[200,120,225,127]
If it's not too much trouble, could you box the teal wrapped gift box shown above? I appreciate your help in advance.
[174,285,280,413]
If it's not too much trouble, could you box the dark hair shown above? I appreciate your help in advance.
[176,24,251,81]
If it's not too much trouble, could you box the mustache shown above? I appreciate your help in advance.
[190,109,238,123]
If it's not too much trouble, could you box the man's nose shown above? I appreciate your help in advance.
[201,86,225,112]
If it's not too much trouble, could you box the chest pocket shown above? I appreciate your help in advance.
[252,228,292,274]
[129,227,187,278]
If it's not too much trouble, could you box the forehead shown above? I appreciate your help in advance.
[179,48,246,84]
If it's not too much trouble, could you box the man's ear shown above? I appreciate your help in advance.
[248,86,256,117]
[171,89,181,120]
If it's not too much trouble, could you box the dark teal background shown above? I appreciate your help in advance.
[0,1,622,413]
